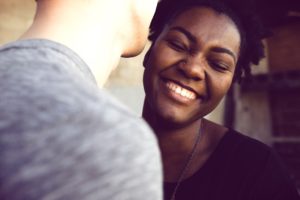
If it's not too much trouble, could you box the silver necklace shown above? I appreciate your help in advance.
[170,120,203,200]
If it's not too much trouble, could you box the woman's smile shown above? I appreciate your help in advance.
[143,7,239,125]
[161,78,198,104]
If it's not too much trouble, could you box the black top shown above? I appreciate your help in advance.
[164,129,300,200]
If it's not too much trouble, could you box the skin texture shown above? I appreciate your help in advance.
[21,0,158,86]
[142,7,241,181]
[125,0,159,57]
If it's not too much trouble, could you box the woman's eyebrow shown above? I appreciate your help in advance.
[169,26,197,43]
[211,47,236,62]
[169,26,237,62]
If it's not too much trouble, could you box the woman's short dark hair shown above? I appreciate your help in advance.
[148,0,270,82]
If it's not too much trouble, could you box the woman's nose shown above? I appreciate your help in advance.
[177,56,205,81]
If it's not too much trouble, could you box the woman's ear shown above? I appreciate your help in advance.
[143,44,153,68]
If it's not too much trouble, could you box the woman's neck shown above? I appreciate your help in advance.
[142,101,200,155]
[143,101,227,182]
[157,121,201,153]
[158,120,203,182]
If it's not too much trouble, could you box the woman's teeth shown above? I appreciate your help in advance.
[166,81,197,100]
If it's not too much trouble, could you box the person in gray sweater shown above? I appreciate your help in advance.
[0,0,162,199]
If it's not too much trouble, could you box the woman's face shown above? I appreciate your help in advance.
[143,7,241,128]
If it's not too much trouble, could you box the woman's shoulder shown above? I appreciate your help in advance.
[200,120,299,199]
[204,119,272,156]
[222,127,275,163]
[227,128,275,157]
[224,129,300,199]
[204,119,274,164]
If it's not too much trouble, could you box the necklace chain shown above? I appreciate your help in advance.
[170,120,203,200]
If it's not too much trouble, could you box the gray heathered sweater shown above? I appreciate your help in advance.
[0,39,162,200]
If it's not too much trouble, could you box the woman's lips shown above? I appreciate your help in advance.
[160,79,200,104]
[166,81,197,100]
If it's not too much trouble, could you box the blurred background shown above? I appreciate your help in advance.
[1,0,299,192]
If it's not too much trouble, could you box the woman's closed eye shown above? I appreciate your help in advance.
[166,39,187,52]
[208,60,230,72]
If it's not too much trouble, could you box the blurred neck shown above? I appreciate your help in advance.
[20,0,140,86]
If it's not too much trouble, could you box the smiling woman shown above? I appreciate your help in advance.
[142,0,300,200]
[143,7,240,128]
